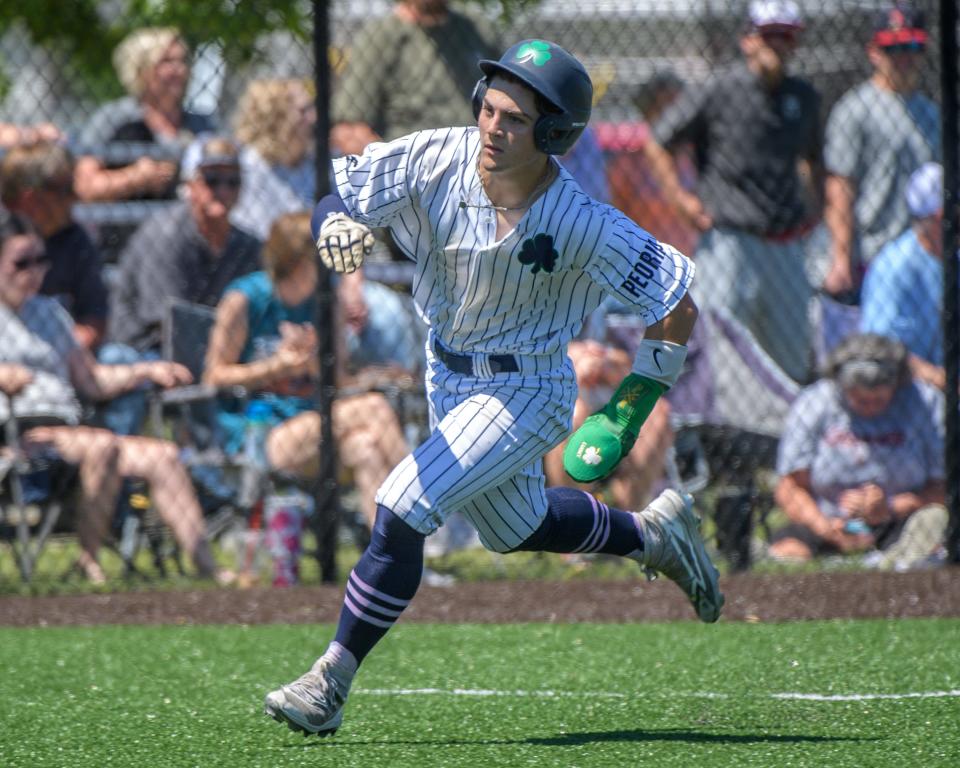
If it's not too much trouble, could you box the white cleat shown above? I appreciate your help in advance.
[632,490,724,623]
[264,657,352,737]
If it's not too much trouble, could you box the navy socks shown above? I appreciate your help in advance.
[333,505,424,663]
[512,487,643,556]
[331,490,641,666]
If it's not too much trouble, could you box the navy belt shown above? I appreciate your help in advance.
[433,340,520,376]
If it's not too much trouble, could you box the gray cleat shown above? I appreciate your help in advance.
[632,490,724,623]
[264,656,353,737]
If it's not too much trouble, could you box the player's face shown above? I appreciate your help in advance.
[477,76,541,174]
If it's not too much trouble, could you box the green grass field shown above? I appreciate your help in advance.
[2,619,959,767]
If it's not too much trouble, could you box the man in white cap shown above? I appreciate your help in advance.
[861,162,953,391]
[643,0,822,383]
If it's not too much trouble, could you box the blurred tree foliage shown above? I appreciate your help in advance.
[0,0,539,100]
[0,0,307,99]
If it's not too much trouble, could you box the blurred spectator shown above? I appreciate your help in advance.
[1,141,109,350]
[330,0,500,155]
[222,75,419,379]
[102,137,260,436]
[343,280,423,377]
[228,78,317,240]
[204,212,410,530]
[769,333,946,568]
[216,72,420,387]
[598,69,698,257]
[0,122,62,149]
[0,210,231,585]
[861,163,954,391]
[74,27,215,202]
[822,1,939,299]
[644,0,822,383]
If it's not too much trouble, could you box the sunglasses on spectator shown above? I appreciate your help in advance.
[12,252,51,272]
[201,171,241,190]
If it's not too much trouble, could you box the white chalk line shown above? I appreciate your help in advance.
[355,687,960,703]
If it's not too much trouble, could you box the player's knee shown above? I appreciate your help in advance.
[482,539,514,555]
[370,504,425,562]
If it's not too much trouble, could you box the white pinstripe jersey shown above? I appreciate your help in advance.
[333,127,695,357]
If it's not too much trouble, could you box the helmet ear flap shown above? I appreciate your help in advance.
[471,77,488,120]
[534,113,575,155]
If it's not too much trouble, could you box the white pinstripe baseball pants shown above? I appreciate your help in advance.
[375,344,577,552]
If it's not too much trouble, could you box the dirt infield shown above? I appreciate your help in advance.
[2,567,959,627]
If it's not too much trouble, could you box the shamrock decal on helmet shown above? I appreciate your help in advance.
[518,233,558,274]
[515,40,552,67]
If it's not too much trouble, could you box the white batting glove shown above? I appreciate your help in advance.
[315,212,374,274]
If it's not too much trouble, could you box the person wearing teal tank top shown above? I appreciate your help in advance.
[203,213,409,529]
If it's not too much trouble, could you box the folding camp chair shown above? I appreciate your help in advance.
[0,401,77,583]
[810,291,862,373]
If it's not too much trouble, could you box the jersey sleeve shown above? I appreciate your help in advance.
[332,133,420,229]
[585,212,695,328]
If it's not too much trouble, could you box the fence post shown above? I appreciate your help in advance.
[941,0,960,563]
[311,0,341,582]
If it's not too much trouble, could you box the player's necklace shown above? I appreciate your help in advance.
[470,159,556,212]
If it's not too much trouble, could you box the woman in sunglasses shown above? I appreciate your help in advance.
[0,211,233,585]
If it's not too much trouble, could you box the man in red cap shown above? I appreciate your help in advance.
[822,1,940,300]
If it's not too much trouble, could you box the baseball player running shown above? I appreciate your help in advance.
[264,39,723,737]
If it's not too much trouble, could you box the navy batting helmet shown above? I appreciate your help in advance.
[472,39,593,156]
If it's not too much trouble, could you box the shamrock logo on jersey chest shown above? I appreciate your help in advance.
[517,233,558,275]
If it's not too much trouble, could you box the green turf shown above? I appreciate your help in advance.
[2,619,959,767]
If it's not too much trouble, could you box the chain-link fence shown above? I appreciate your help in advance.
[0,0,956,588]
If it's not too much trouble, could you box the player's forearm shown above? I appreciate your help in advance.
[644,291,698,346]
[564,294,695,483]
